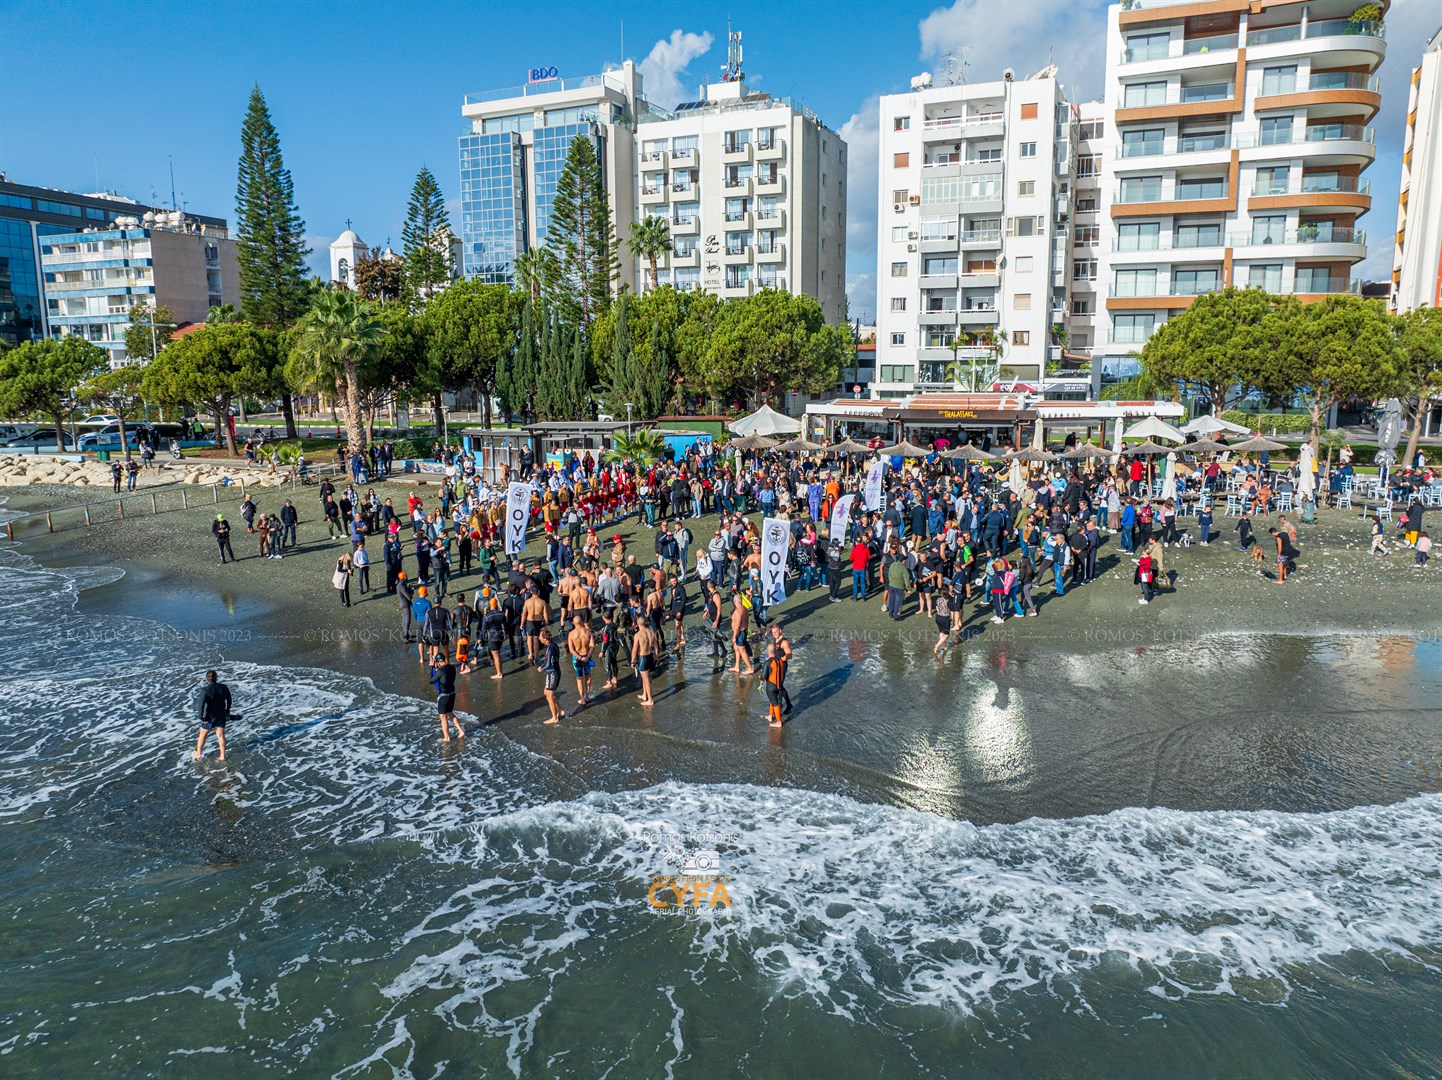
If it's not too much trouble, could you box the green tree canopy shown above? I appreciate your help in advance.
[353,252,404,305]
[142,324,278,455]
[1139,287,1281,412]
[696,289,850,407]
[546,135,618,326]
[79,365,144,458]
[123,303,177,365]
[1397,306,1442,469]
[0,337,107,443]
[400,165,454,308]
[1267,295,1403,447]
[627,215,673,292]
[421,279,514,429]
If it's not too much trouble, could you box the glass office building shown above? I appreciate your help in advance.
[459,132,526,284]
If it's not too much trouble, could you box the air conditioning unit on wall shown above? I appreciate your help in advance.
[893,202,905,213]
[908,195,921,205]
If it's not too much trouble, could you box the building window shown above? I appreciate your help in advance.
[337,258,349,283]
[1173,268,1221,295]
[1177,176,1227,200]
[891,226,908,242]
[893,153,910,168]
[1018,180,1035,196]
[1121,128,1165,158]
[1123,80,1167,108]
[1114,268,1158,298]
[1176,223,1223,248]
[1117,221,1161,251]
[1126,31,1172,62]
[1014,293,1032,310]
[880,365,914,383]
[1073,259,1097,280]
[890,297,907,311]
[1020,102,1038,120]
[1013,331,1031,346]
[1014,255,1033,273]
[893,116,910,131]
[1071,298,1092,315]
[1006,216,1043,237]
[1076,155,1100,178]
[1113,313,1155,343]
[890,332,906,345]
[891,261,908,278]
[1075,225,1099,245]
[1076,196,1097,212]
[1249,264,1283,292]
[1019,142,1037,158]
[1078,120,1105,141]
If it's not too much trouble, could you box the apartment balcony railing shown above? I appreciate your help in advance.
[1251,176,1371,197]
[1111,281,1223,299]
[670,147,695,160]
[1121,83,1234,109]
[1259,72,1382,96]
[921,112,1003,131]
[1246,18,1385,47]
[1119,132,1230,158]
[1291,277,1362,294]
[958,229,1003,244]
[1233,125,1375,150]
[1120,30,1239,63]
[1114,182,1229,203]
[1227,227,1367,247]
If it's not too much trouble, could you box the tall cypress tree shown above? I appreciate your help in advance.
[546,135,618,328]
[568,323,590,420]
[401,165,453,309]
[235,83,310,436]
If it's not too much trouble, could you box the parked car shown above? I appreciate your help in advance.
[78,423,140,450]
[78,414,118,427]
[4,429,73,449]
[0,424,39,442]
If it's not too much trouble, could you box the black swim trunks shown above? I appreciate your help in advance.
[436,694,456,714]
[544,670,560,692]
[637,653,655,673]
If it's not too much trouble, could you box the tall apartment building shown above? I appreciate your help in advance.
[872,70,1075,400]
[457,39,847,323]
[1089,0,1386,388]
[0,178,231,350]
[40,209,238,367]
[1394,24,1442,312]
[1067,101,1109,363]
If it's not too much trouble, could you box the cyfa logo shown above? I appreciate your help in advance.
[648,849,733,911]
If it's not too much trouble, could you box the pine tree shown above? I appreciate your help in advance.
[642,317,673,418]
[235,83,310,436]
[400,165,453,309]
[568,323,590,420]
[546,135,618,327]
[605,294,635,418]
[497,298,538,422]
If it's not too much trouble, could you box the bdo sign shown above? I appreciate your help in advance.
[528,66,559,84]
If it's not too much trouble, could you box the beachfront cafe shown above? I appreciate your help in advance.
[804,393,1186,450]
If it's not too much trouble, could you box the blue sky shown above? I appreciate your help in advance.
[2,0,1431,322]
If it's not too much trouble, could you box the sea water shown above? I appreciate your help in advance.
[2,523,1441,1076]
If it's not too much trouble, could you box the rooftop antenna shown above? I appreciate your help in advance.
[943,47,971,86]
[169,157,178,211]
[723,20,744,82]
[620,18,624,61]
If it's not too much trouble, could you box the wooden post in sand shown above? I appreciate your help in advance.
[84,506,91,527]
[151,493,158,514]
[45,512,53,532]
[181,489,188,509]
[117,500,124,521]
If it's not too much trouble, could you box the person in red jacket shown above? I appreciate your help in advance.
[849,539,871,601]
[1128,457,1145,498]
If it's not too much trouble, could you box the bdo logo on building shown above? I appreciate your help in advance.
[528,66,559,84]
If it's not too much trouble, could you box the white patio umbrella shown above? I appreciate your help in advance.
[727,404,801,437]
[1297,443,1317,501]
[1182,414,1249,437]
[1122,415,1187,443]
[1111,418,1126,456]
[1160,452,1178,500]
[1007,457,1025,496]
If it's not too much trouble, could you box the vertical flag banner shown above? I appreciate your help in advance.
[830,493,856,545]
[761,517,789,606]
[863,459,887,511]
[505,482,531,554]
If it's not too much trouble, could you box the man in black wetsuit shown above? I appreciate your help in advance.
[193,670,232,761]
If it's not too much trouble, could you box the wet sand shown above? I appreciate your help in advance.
[6,480,1442,823]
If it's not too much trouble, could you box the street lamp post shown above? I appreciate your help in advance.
[625,402,633,439]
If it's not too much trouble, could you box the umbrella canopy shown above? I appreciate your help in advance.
[1007,457,1025,496]
[727,404,801,437]
[1297,443,1317,499]
[1060,443,1115,460]
[1160,452,1178,500]
[1182,414,1249,437]
[777,437,826,453]
[1229,434,1289,454]
[830,438,875,455]
[941,443,997,461]
[876,439,934,457]
[1123,439,1174,456]
[730,433,780,451]
[1122,416,1187,443]
[1177,438,1229,454]
[1007,447,1058,463]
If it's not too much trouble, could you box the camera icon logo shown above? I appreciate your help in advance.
[681,849,721,875]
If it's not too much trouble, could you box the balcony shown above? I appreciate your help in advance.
[921,113,1004,141]
[668,146,697,165]
[640,149,667,164]
[919,273,958,290]
[1246,17,1384,48]
[958,270,1000,288]
[1117,84,1237,121]
[956,306,1001,324]
[919,235,959,253]
[755,242,786,263]
[670,182,693,195]
[723,176,753,195]
[958,229,1002,247]
[1117,132,1230,160]
[754,208,786,230]
[723,246,753,263]
[723,211,753,230]
[722,141,753,162]
[670,248,700,267]
[755,137,785,160]
[1249,175,1372,212]
[1291,276,1362,296]
[1114,181,1229,205]
[640,184,669,204]
[1119,31,1238,64]
[754,173,786,195]
[919,308,959,326]
[670,216,700,235]
[1227,227,1367,253]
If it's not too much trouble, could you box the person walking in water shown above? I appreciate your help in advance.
[193,670,232,762]
[630,615,660,705]
[429,654,463,742]
[537,627,565,724]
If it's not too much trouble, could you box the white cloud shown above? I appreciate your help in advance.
[638,30,714,109]
[918,0,1108,102]
[841,95,881,323]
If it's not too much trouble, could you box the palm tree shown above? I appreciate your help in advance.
[206,303,241,325]
[290,289,385,461]
[604,427,666,467]
[514,248,555,303]
[627,216,673,291]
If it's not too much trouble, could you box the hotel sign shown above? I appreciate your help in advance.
[528,66,559,84]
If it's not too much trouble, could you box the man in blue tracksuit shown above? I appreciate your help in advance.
[1119,499,1137,554]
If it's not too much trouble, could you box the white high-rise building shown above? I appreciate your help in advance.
[457,35,846,322]
[1394,24,1442,312]
[1090,0,1385,389]
[872,70,1075,399]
